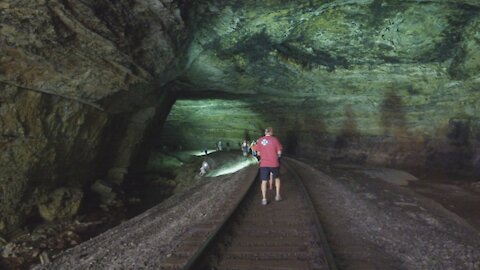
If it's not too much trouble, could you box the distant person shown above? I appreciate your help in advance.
[250,140,257,157]
[250,140,260,161]
[226,141,230,151]
[203,146,208,155]
[241,140,249,156]
[255,127,283,205]
[217,140,223,151]
[199,160,210,176]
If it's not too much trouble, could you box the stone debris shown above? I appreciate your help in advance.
[38,188,83,222]
[2,243,16,258]
[0,205,127,269]
[107,167,128,184]
[91,180,117,205]
[39,251,50,264]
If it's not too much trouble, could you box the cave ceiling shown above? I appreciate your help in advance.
[2,0,480,109]
[178,0,480,97]
[1,0,479,143]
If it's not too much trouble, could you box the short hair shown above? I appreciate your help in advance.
[265,127,273,134]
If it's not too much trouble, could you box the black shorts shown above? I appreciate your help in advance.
[260,167,280,181]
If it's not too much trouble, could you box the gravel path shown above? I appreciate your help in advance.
[289,158,480,270]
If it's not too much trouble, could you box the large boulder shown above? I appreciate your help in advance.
[38,188,83,222]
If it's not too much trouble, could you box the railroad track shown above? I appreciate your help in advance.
[160,158,337,270]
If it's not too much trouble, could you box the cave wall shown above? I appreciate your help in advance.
[0,0,186,231]
[169,0,480,173]
[0,85,108,231]
[160,99,266,150]
[162,94,480,173]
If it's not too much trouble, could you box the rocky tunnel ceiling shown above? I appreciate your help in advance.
[1,0,480,232]
[166,0,480,168]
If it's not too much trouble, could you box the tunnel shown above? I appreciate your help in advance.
[1,0,480,269]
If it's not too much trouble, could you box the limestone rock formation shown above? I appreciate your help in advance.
[0,0,185,232]
[165,0,480,171]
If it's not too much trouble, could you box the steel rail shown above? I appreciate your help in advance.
[179,158,337,270]
[181,165,259,270]
[283,157,338,270]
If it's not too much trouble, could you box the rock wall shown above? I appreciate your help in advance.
[161,94,480,174]
[160,99,265,150]
[0,85,108,231]
[165,0,480,173]
[0,0,186,232]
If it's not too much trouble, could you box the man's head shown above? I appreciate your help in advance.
[265,127,273,135]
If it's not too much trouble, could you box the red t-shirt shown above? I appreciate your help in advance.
[256,135,283,167]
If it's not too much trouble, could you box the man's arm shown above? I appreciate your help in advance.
[277,139,283,160]
[277,139,283,156]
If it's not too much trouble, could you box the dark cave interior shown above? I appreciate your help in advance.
[1,0,480,269]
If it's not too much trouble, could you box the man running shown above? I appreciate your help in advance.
[255,127,283,205]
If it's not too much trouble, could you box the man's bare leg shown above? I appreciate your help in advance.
[269,173,274,190]
[261,181,268,203]
[275,178,281,201]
